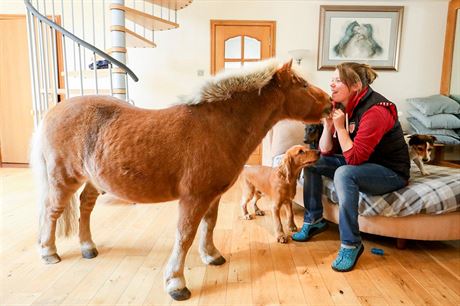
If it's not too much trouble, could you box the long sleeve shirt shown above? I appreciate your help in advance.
[325,88,398,165]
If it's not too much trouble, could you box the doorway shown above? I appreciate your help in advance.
[210,20,276,164]
[0,15,34,165]
[0,15,63,165]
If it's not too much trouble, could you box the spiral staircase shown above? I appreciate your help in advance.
[24,0,193,127]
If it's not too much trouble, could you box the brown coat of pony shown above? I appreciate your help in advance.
[31,60,331,300]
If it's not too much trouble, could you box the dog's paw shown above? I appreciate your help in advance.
[255,210,265,216]
[289,225,298,232]
[422,171,430,176]
[277,234,288,244]
[242,214,253,220]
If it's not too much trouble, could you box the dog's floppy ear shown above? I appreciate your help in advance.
[408,134,419,146]
[279,153,293,181]
[428,135,437,144]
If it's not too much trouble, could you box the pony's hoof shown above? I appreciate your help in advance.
[82,248,98,259]
[210,256,226,265]
[255,210,265,216]
[169,287,191,301]
[41,254,61,264]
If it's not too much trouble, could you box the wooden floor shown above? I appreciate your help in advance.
[1,168,459,306]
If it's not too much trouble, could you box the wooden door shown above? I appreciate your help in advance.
[211,20,276,165]
[0,16,34,164]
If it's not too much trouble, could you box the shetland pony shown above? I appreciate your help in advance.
[31,60,331,301]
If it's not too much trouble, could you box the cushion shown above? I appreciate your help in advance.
[407,117,460,145]
[425,134,460,145]
[270,120,305,158]
[407,109,460,129]
[407,95,460,115]
[323,164,460,217]
[272,155,460,217]
[450,94,460,103]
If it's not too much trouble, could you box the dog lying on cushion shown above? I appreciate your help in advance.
[406,134,437,176]
[240,145,320,243]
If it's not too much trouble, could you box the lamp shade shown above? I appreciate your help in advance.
[288,49,310,64]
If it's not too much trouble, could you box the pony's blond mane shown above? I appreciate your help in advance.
[186,59,284,105]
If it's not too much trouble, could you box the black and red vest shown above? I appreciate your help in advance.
[347,87,410,181]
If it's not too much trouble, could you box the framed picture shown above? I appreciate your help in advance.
[318,5,404,71]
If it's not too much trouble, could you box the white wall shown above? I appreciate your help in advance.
[2,0,450,129]
[127,0,449,132]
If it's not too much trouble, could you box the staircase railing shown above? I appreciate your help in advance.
[24,0,138,127]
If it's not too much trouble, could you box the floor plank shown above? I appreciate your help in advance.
[1,168,459,306]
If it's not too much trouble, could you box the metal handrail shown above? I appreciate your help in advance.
[24,0,139,82]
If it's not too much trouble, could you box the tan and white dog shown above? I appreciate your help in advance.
[406,134,437,175]
[240,145,320,243]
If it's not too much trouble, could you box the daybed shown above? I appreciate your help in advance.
[265,120,460,245]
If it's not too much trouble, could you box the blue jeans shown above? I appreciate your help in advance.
[303,155,407,246]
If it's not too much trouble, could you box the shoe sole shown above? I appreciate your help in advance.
[292,222,329,242]
[331,244,364,272]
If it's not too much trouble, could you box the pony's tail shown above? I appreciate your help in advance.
[56,194,79,237]
[31,122,79,239]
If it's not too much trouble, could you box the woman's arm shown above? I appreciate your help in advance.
[333,109,354,152]
[339,106,396,165]
[319,117,334,153]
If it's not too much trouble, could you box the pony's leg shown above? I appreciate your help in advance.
[286,201,297,232]
[79,182,100,259]
[198,197,226,266]
[164,196,214,301]
[240,183,255,220]
[39,182,81,264]
[272,200,287,244]
[253,192,264,216]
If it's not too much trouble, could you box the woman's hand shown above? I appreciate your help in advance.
[332,109,346,131]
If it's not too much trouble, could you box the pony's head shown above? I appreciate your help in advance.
[274,60,331,123]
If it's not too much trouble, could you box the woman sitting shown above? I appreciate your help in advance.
[292,62,410,272]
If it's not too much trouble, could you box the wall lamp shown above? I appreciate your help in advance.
[288,49,310,65]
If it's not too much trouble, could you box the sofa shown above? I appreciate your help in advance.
[264,120,460,245]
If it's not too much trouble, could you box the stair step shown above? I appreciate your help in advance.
[40,88,117,96]
[57,88,114,95]
[61,69,111,78]
[110,4,179,31]
[125,28,157,48]
[144,0,193,10]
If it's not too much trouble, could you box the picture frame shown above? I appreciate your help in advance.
[318,5,404,71]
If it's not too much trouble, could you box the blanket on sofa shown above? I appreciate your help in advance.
[323,164,460,217]
[273,156,460,217]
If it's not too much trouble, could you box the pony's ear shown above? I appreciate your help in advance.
[275,60,293,87]
[281,59,293,71]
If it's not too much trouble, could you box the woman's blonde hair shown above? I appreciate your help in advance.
[336,62,378,89]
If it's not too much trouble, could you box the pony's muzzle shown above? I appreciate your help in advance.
[322,102,333,117]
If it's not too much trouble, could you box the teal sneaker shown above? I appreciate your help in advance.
[331,244,364,272]
[291,220,328,242]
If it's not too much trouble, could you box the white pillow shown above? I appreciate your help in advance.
[407,109,460,129]
[407,117,460,145]
[407,95,460,115]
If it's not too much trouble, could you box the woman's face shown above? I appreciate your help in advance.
[330,69,352,104]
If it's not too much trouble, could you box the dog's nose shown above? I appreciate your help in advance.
[422,158,429,162]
